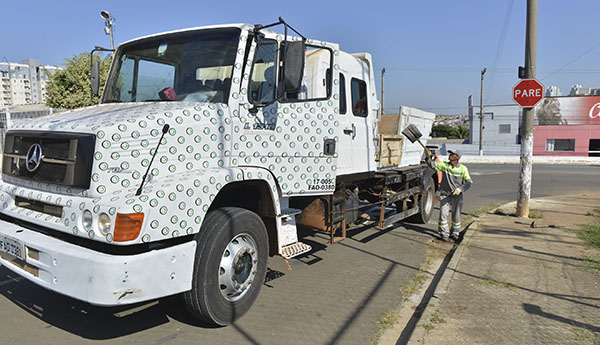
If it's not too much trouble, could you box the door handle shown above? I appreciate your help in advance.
[344,124,357,139]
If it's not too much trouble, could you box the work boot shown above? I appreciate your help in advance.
[451,232,460,241]
[439,232,451,242]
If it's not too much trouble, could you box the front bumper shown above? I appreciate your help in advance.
[0,218,196,306]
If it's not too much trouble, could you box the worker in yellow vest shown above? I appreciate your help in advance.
[426,149,473,242]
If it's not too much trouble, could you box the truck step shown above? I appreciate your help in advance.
[278,208,302,224]
[278,208,302,217]
[281,242,312,259]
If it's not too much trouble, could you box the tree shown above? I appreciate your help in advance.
[432,124,470,139]
[456,125,469,139]
[46,52,112,109]
[432,125,459,139]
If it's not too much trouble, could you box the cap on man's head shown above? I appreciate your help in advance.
[448,149,461,159]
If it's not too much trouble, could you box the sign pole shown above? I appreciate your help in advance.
[479,68,486,156]
[517,0,538,217]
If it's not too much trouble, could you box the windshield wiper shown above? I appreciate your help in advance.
[103,99,123,104]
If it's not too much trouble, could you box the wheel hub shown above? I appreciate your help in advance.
[218,233,258,301]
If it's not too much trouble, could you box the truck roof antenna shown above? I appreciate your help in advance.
[135,124,170,196]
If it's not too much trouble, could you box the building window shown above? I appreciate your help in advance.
[546,139,575,152]
[589,139,600,157]
[499,124,511,134]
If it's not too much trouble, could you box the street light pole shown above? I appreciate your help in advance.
[381,68,385,116]
[516,0,538,217]
[479,68,486,156]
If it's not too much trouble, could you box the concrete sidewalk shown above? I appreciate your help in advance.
[408,193,600,345]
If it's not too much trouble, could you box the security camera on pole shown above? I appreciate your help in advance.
[101,10,115,52]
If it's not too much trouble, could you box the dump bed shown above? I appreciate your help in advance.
[377,106,435,169]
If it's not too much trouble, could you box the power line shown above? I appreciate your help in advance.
[540,41,600,81]
[487,0,514,97]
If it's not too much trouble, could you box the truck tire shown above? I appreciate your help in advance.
[406,177,435,224]
[183,207,268,326]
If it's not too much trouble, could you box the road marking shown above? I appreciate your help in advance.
[470,172,502,176]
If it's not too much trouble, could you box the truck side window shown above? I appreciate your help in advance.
[339,73,346,115]
[249,41,278,104]
[303,47,331,100]
[351,78,368,117]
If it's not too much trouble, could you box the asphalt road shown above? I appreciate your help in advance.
[0,164,595,345]
[464,164,599,213]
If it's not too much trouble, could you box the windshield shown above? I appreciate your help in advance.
[103,28,240,104]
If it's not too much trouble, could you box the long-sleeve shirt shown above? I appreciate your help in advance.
[427,158,473,196]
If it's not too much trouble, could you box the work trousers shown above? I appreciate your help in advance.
[438,194,463,237]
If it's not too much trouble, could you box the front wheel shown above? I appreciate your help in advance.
[183,207,269,326]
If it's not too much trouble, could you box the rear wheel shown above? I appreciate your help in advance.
[183,207,268,326]
[406,178,435,224]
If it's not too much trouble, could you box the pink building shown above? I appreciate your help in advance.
[533,95,600,156]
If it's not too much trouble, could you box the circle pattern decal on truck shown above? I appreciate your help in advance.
[0,32,341,246]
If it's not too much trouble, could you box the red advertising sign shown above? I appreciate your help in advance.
[536,95,600,125]
[513,79,544,107]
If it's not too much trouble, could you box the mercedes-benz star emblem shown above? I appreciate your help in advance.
[25,144,44,172]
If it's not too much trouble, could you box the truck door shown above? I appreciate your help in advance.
[337,72,371,175]
[232,34,338,195]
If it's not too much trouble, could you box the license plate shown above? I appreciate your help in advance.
[0,235,25,260]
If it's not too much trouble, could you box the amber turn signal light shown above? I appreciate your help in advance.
[113,213,144,242]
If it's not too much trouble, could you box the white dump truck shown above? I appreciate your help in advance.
[0,19,435,325]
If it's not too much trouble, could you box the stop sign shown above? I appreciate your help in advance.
[513,79,544,108]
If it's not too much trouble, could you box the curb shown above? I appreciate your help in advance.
[379,220,479,345]
[403,220,479,345]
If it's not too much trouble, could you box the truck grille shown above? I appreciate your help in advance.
[2,131,96,189]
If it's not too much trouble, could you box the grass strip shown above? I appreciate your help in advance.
[371,310,399,345]
[575,222,600,249]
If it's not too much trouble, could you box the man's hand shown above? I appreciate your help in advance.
[452,189,462,196]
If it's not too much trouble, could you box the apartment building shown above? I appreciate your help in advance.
[0,58,60,107]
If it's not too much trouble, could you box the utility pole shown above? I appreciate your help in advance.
[516,0,538,217]
[381,68,385,115]
[479,68,486,156]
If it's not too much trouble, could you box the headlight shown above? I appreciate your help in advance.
[97,213,112,235]
[82,210,93,231]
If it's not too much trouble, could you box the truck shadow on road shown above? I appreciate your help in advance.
[0,266,222,339]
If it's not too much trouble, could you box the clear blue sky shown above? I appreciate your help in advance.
[2,0,599,114]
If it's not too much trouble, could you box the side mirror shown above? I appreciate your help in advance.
[91,61,100,97]
[282,41,305,93]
